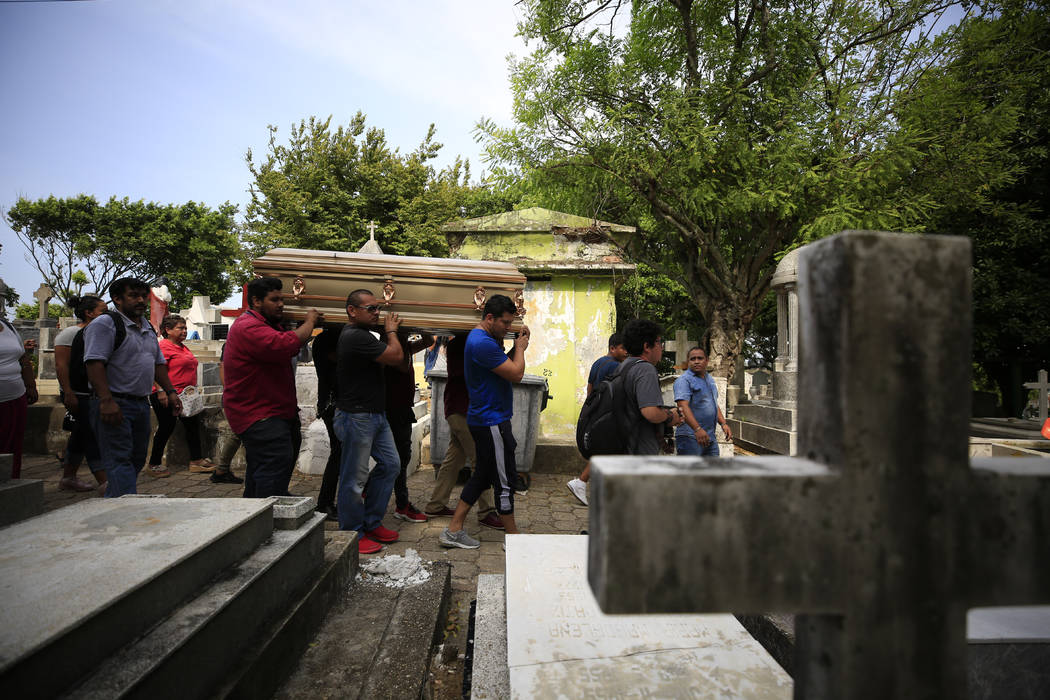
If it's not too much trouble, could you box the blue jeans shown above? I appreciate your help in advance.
[90,396,152,497]
[675,433,720,457]
[334,410,400,532]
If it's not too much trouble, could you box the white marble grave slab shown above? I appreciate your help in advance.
[505,534,792,699]
[0,498,271,669]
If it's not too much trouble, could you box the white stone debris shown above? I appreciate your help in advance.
[355,548,431,588]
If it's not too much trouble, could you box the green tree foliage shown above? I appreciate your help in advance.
[898,1,1050,415]
[5,196,240,310]
[245,113,520,260]
[481,0,974,376]
[614,262,706,347]
[15,302,67,320]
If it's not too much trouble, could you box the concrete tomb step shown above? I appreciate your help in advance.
[275,556,452,700]
[0,453,43,528]
[501,534,792,699]
[65,511,328,699]
[0,498,275,699]
[218,530,357,700]
[732,402,797,431]
[726,416,797,455]
[470,574,509,700]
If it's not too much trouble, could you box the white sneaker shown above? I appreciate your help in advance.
[567,478,588,506]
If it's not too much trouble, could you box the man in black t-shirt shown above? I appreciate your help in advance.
[334,289,405,554]
[382,327,434,523]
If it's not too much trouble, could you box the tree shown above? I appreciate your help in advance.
[897,1,1050,415]
[15,302,66,320]
[5,196,241,310]
[245,113,519,261]
[481,0,977,377]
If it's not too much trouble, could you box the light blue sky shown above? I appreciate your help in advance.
[0,0,527,306]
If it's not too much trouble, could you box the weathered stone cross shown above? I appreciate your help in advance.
[588,231,1050,699]
[33,284,53,321]
[1023,369,1049,422]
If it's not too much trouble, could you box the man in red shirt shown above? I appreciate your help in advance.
[223,277,321,498]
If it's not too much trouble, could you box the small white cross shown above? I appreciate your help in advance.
[367,220,377,240]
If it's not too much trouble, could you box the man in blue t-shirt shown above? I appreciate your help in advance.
[439,294,530,549]
[567,332,627,505]
[673,346,732,456]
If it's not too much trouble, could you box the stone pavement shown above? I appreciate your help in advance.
[19,453,590,698]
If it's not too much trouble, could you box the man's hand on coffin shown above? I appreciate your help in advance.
[294,308,323,344]
[515,325,531,352]
[384,312,402,333]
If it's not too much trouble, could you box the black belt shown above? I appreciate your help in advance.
[95,392,150,401]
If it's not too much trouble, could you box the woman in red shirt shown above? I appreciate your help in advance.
[147,314,215,477]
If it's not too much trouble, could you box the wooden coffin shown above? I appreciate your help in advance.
[252,248,527,333]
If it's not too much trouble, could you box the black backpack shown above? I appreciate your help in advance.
[576,357,644,459]
[67,311,145,394]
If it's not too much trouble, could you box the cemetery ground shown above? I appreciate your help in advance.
[18,451,595,700]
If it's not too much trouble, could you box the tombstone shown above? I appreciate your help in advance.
[588,231,1050,699]
[179,295,222,340]
[663,328,695,368]
[728,249,798,454]
[358,219,384,254]
[1023,369,1049,422]
[32,284,58,381]
[502,535,791,698]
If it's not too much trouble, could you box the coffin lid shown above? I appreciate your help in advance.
[252,248,527,334]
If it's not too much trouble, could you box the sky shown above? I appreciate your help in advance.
[0,0,529,307]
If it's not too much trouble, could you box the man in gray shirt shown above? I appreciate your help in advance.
[616,319,683,455]
[85,277,182,497]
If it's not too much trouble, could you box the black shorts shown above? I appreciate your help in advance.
[461,421,518,515]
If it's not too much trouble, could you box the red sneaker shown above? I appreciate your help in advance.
[365,525,400,544]
[478,513,505,530]
[358,536,383,554]
[394,503,428,522]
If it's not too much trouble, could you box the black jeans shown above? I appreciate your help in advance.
[240,417,301,498]
[316,407,342,510]
[386,405,415,509]
[65,393,101,469]
[149,393,202,465]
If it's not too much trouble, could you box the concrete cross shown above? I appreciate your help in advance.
[663,329,695,368]
[1023,369,1049,422]
[33,284,53,321]
[588,231,1050,699]
[367,219,377,241]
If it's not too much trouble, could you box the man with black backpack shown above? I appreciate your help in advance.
[576,319,683,472]
[84,277,182,497]
[567,333,627,505]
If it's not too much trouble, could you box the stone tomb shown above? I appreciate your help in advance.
[502,534,791,699]
[0,496,335,698]
[588,232,1050,699]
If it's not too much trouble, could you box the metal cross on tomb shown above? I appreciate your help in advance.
[588,231,1050,700]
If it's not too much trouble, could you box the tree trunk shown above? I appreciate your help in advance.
[705,299,750,382]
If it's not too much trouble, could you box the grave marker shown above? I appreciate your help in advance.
[1023,369,1049,422]
[588,231,1050,699]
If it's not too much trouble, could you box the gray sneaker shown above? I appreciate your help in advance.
[440,527,480,549]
